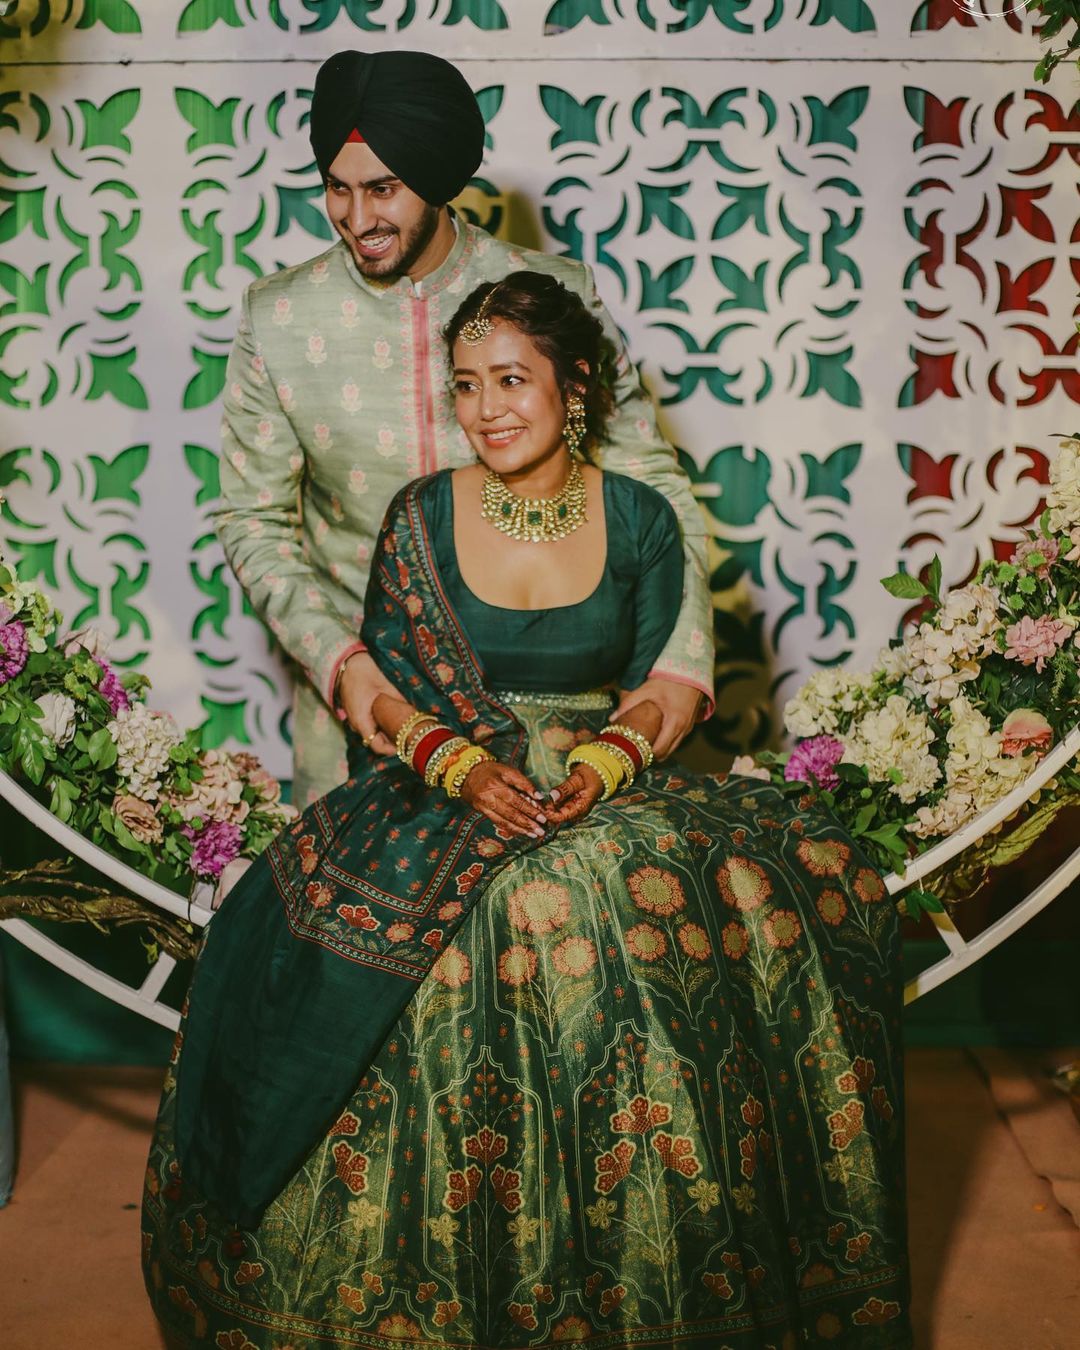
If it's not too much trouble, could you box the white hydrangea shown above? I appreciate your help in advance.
[841,694,941,804]
[35,692,77,747]
[909,695,1026,838]
[1046,435,1080,535]
[107,705,180,801]
[783,668,872,739]
[900,583,1002,710]
[875,642,911,685]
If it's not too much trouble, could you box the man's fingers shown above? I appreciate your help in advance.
[369,731,395,756]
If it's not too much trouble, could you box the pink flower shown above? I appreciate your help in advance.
[1003,615,1072,672]
[0,620,28,684]
[184,819,243,879]
[1000,708,1053,758]
[784,735,845,790]
[94,657,130,713]
[1011,537,1059,580]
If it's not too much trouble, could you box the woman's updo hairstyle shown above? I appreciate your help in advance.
[445,271,616,460]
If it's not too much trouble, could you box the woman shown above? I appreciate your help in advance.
[143,274,910,1349]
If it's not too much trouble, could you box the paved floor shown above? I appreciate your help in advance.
[1,1048,1078,1348]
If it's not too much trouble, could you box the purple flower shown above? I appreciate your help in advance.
[784,735,846,791]
[94,657,130,714]
[184,819,243,879]
[0,620,29,684]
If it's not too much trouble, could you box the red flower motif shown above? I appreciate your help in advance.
[827,1100,865,1151]
[871,1085,894,1121]
[552,1315,592,1340]
[305,880,333,909]
[422,928,444,951]
[435,662,455,685]
[739,1132,757,1180]
[337,1284,365,1314]
[215,1333,257,1350]
[362,1271,384,1293]
[551,936,598,977]
[677,922,712,961]
[169,1285,197,1313]
[836,1056,876,1094]
[609,1094,671,1134]
[297,835,319,875]
[509,1302,538,1329]
[816,889,847,925]
[385,921,415,943]
[449,690,478,723]
[686,829,713,847]
[854,868,886,904]
[234,1261,264,1286]
[846,1231,872,1263]
[444,1164,482,1211]
[498,944,537,987]
[533,1283,554,1303]
[433,1300,461,1326]
[396,559,411,590]
[721,921,749,960]
[437,900,464,921]
[655,832,677,852]
[594,1138,636,1194]
[456,862,484,896]
[405,594,423,617]
[599,1284,626,1316]
[332,1142,369,1194]
[464,1126,508,1167]
[416,1281,437,1303]
[721,1251,743,1271]
[795,838,851,878]
[627,865,686,917]
[652,1132,701,1178]
[827,1222,847,1245]
[716,856,772,911]
[625,922,667,962]
[852,1297,902,1325]
[702,1271,733,1298]
[763,909,802,950]
[507,880,571,935]
[431,946,472,990]
[491,1164,522,1212]
[338,903,379,930]
[740,1093,764,1127]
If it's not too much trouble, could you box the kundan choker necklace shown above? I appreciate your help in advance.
[480,459,588,543]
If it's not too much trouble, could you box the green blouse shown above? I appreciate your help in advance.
[425,470,683,694]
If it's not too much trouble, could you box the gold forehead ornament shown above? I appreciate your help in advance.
[458,287,498,345]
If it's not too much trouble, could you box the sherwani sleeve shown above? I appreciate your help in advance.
[213,286,366,706]
[581,265,715,715]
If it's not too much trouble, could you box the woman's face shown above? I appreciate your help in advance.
[452,322,568,478]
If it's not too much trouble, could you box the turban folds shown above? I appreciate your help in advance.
[310,50,485,206]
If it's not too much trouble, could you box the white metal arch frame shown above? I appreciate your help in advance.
[2,730,1079,1030]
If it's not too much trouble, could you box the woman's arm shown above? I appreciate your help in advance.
[546,698,661,825]
[372,694,547,839]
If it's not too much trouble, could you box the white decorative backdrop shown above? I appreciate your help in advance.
[1,0,1077,782]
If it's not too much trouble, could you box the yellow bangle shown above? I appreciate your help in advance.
[446,746,494,799]
[566,744,621,800]
[395,711,438,765]
[423,736,469,788]
[597,742,638,786]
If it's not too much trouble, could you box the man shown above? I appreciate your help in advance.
[216,49,714,806]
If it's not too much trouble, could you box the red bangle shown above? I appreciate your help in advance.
[412,726,456,777]
[596,731,645,774]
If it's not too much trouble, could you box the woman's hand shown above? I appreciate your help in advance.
[545,764,605,826]
[460,761,549,839]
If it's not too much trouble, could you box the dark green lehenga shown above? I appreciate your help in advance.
[143,475,911,1349]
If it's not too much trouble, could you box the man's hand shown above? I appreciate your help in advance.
[610,678,702,759]
[337,652,399,755]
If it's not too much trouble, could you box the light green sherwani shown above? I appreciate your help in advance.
[216,215,713,805]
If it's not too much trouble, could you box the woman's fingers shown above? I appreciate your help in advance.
[501,765,544,802]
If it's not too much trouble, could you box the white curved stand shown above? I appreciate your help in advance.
[0,766,213,1032]
[2,724,1079,1026]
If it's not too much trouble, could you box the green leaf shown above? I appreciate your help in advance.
[927,554,942,603]
[87,726,118,771]
[175,88,240,152]
[881,572,929,600]
[21,739,44,785]
[77,89,141,152]
[48,776,79,823]
[89,443,149,504]
[178,0,244,34]
[905,887,945,919]
[87,349,148,409]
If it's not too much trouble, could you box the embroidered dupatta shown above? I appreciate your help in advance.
[175,477,536,1229]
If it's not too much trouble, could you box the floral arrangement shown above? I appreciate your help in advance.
[744,435,1080,915]
[0,538,295,894]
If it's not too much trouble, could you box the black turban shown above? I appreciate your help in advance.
[310,50,485,206]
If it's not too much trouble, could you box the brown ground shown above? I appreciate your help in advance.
[1,1047,1077,1348]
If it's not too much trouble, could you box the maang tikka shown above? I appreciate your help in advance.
[459,286,498,345]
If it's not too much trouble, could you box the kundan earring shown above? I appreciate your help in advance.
[563,392,586,458]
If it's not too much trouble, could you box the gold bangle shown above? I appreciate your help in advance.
[395,711,438,765]
[607,723,655,770]
[566,745,620,800]
[446,746,494,799]
[423,736,469,788]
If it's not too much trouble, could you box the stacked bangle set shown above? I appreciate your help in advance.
[394,711,654,805]
[565,723,654,800]
[394,711,494,800]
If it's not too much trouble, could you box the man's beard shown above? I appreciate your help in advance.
[349,203,442,280]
